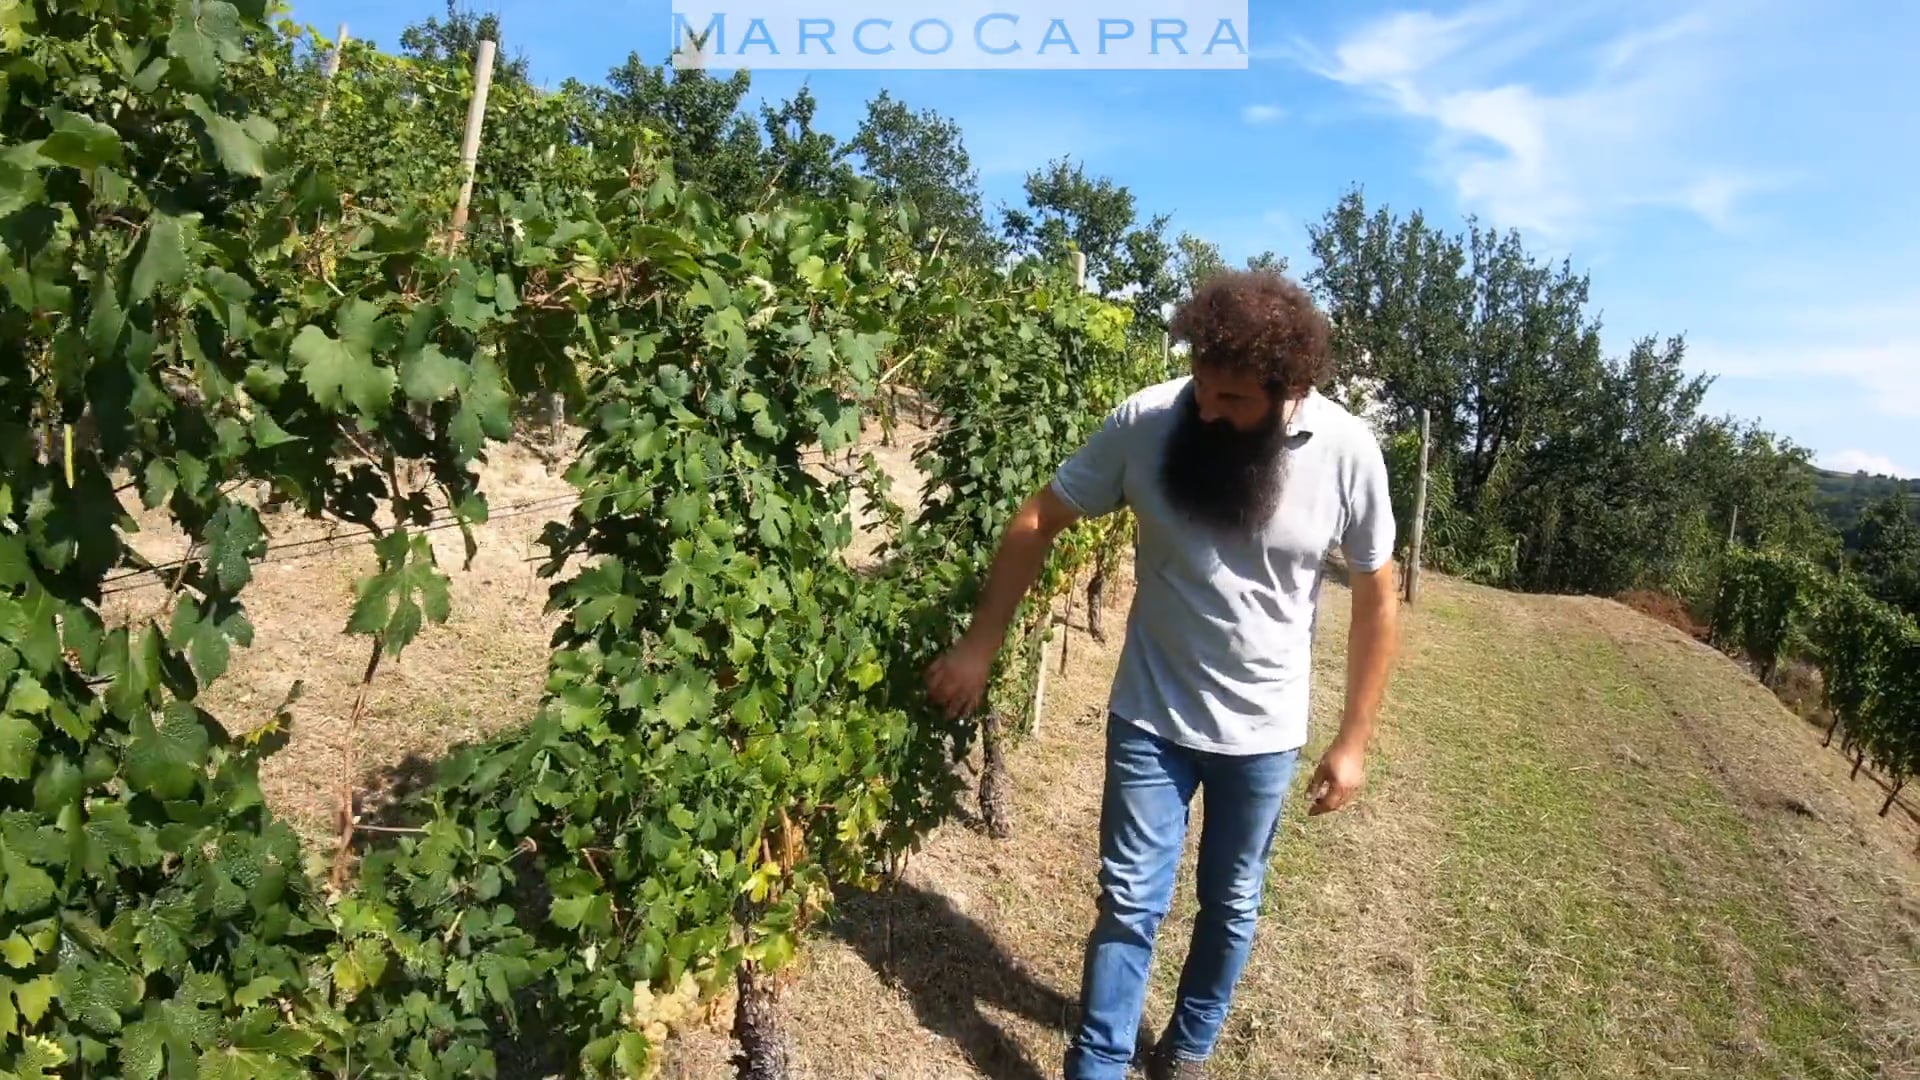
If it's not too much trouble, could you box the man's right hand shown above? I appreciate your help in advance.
[923,487,1080,722]
[925,631,999,721]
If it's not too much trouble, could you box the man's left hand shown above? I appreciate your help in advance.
[1306,738,1367,816]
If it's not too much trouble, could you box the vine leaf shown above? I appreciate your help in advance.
[348,532,451,655]
[40,107,123,169]
[168,0,243,90]
[130,214,190,302]
[125,704,211,801]
[0,713,37,780]
[185,95,271,178]
[204,504,264,594]
[168,596,253,685]
[401,344,464,404]
[0,845,54,914]
[450,351,512,460]
[293,302,397,418]
[550,893,613,935]
[9,1034,65,1078]
[14,975,55,1028]
[55,962,142,1034]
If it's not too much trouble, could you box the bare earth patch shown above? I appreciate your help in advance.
[103,437,576,842]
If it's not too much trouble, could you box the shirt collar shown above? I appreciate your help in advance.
[1287,390,1324,440]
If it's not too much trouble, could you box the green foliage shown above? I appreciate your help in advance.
[1001,158,1179,334]
[1811,466,1920,541]
[0,2,619,1074]
[1309,187,1839,599]
[590,55,764,214]
[1712,549,1822,684]
[1172,232,1285,304]
[397,0,533,84]
[849,91,997,267]
[330,179,951,1076]
[902,260,1157,731]
[1716,552,1920,800]
[4,5,1172,1077]
[1848,491,1920,619]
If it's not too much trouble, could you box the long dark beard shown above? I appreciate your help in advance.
[1158,386,1291,534]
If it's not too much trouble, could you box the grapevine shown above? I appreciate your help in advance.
[0,4,1172,1077]
[1716,550,1920,820]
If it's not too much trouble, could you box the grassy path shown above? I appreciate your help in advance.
[662,574,1919,1080]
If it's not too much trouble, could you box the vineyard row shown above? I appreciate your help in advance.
[0,4,1169,1078]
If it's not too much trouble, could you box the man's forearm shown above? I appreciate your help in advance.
[965,508,1056,647]
[1339,570,1401,748]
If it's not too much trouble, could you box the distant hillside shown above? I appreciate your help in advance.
[1810,467,1920,540]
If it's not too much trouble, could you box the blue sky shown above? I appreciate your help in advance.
[286,0,1920,478]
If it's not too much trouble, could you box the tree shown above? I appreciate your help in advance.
[1302,185,1842,598]
[1174,232,1226,300]
[399,0,532,83]
[1853,492,1920,617]
[593,54,764,211]
[1684,419,1835,560]
[1306,188,1474,451]
[1001,158,1177,331]
[1246,250,1288,275]
[759,86,856,202]
[849,90,997,264]
[1172,233,1289,308]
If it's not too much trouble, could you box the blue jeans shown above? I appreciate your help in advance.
[1064,716,1300,1079]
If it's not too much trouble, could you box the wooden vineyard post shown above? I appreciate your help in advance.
[1727,505,1741,548]
[448,39,498,242]
[1406,408,1431,605]
[317,23,349,118]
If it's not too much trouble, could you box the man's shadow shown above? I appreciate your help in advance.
[826,882,1081,1080]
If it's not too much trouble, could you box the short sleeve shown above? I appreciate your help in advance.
[1341,433,1397,573]
[1049,403,1131,519]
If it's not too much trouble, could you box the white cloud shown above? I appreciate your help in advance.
[1821,450,1913,478]
[1598,12,1713,76]
[1242,103,1287,124]
[1301,1,1775,238]
[1687,337,1920,419]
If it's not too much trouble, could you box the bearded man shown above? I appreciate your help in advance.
[926,270,1402,1079]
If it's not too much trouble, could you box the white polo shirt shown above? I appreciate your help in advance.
[1050,377,1396,756]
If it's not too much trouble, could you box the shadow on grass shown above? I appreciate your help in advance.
[826,882,1081,1080]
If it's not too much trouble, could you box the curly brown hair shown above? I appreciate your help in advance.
[1169,270,1333,397]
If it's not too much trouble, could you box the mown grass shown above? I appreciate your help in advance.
[1408,589,1875,1079]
